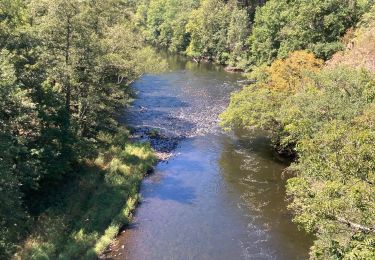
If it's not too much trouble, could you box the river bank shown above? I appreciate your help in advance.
[104,54,312,260]
[16,128,156,259]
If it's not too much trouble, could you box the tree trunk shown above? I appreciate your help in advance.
[65,16,72,114]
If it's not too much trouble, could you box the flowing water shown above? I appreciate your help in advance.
[110,55,312,260]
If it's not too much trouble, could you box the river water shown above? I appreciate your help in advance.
[111,55,312,260]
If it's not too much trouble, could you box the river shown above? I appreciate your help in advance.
[110,54,312,260]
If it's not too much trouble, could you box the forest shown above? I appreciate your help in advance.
[0,0,162,258]
[1,0,375,259]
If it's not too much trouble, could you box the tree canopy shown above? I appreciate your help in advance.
[0,0,163,257]
[2,0,375,259]
[221,52,375,259]
[134,0,374,69]
[220,4,375,257]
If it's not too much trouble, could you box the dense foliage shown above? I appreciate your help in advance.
[221,53,375,259]
[219,2,375,259]
[0,0,162,258]
[2,0,375,259]
[135,0,199,53]
[248,0,374,65]
[134,0,373,69]
[135,0,258,68]
[328,3,375,73]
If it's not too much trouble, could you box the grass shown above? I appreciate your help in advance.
[16,131,156,260]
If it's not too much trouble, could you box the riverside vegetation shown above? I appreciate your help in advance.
[1,0,375,259]
[137,0,375,259]
[0,0,163,258]
[219,1,375,259]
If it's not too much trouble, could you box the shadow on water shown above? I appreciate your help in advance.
[161,52,226,74]
[108,53,312,260]
[218,132,312,259]
[144,175,196,205]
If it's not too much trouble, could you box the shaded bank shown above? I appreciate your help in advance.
[17,132,157,259]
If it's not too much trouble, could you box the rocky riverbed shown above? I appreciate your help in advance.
[128,126,184,161]
[108,57,312,260]
[122,69,245,162]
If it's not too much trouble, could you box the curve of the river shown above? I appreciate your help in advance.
[110,54,312,260]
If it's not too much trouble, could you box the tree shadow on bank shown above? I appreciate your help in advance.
[19,142,157,259]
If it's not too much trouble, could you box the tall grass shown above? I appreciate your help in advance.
[17,131,156,259]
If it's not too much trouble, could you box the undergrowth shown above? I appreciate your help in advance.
[16,131,156,259]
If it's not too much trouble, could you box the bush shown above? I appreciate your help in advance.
[221,55,375,258]
[248,0,373,65]
[18,131,156,259]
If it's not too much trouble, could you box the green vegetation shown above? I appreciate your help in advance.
[0,0,163,258]
[134,0,373,69]
[20,138,156,259]
[135,0,199,53]
[137,1,375,254]
[221,6,375,259]
[328,3,375,73]
[248,0,373,65]
[2,0,375,259]
[135,0,256,68]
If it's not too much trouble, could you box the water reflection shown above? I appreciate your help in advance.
[218,132,312,259]
[145,175,196,205]
[109,54,312,260]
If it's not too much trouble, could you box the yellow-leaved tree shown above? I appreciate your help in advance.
[251,50,323,92]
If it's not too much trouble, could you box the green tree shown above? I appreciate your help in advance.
[248,0,290,65]
[287,119,375,259]
[221,63,375,258]
[135,0,198,52]
[0,0,27,48]
[249,0,374,65]
[226,3,251,69]
[186,0,230,63]
[0,1,164,257]
[0,50,32,258]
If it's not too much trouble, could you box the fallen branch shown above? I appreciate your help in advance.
[336,217,375,234]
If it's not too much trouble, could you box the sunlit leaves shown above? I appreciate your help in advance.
[0,0,165,257]
[249,0,372,65]
[221,51,375,257]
